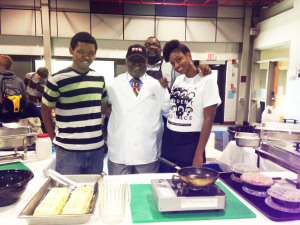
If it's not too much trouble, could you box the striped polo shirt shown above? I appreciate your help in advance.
[42,67,108,151]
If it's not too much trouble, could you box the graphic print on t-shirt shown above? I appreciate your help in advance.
[169,86,196,123]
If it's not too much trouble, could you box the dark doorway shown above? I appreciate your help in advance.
[210,64,226,124]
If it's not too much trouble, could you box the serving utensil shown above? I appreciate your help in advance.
[43,169,81,191]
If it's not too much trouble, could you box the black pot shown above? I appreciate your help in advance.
[0,169,34,207]
[271,197,300,208]
[233,171,242,179]
[243,180,273,192]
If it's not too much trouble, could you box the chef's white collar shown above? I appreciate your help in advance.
[126,72,146,82]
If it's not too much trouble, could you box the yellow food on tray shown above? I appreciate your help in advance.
[62,186,93,215]
[33,187,70,216]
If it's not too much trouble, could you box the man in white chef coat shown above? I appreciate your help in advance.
[106,44,170,175]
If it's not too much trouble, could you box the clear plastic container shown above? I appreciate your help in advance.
[231,163,260,176]
[99,179,131,224]
[36,133,52,160]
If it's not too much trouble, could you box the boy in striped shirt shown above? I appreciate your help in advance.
[41,32,111,174]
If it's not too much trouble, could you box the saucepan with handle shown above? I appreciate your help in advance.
[158,157,219,187]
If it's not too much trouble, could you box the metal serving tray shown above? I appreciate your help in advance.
[256,122,300,142]
[0,123,36,149]
[0,122,32,135]
[18,174,101,225]
[255,141,300,174]
[0,123,37,161]
[234,132,260,147]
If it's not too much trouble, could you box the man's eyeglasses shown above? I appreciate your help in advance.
[145,43,160,48]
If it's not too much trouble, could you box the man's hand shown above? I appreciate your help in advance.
[199,64,212,76]
[159,77,169,88]
[101,101,112,115]
[41,103,56,142]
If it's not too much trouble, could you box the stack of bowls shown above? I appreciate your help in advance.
[265,185,300,213]
[240,172,275,197]
[230,163,260,183]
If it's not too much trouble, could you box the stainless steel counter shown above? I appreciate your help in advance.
[255,141,300,174]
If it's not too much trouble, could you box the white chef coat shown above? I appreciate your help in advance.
[107,72,170,165]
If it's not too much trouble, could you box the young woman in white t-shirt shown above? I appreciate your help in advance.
[160,40,221,172]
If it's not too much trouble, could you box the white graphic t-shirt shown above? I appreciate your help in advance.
[167,73,221,132]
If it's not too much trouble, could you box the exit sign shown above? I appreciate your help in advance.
[207,53,216,60]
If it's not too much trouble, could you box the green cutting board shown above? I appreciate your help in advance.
[130,182,256,223]
[0,162,31,171]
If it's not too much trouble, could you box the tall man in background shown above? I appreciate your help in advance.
[145,37,178,88]
[145,37,212,88]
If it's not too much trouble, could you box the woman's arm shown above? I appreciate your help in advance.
[192,104,218,167]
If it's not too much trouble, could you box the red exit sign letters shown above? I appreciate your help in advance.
[207,53,216,60]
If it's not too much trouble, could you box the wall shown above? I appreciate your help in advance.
[10,58,33,80]
[254,0,300,120]
[0,0,245,42]
[0,0,246,123]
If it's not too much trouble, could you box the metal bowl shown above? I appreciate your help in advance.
[0,169,34,207]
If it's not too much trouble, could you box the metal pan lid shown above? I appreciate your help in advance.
[0,123,34,137]
[256,122,300,133]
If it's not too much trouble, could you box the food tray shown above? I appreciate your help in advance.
[234,132,260,147]
[219,173,300,221]
[18,174,101,225]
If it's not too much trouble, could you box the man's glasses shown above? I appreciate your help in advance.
[145,43,160,48]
